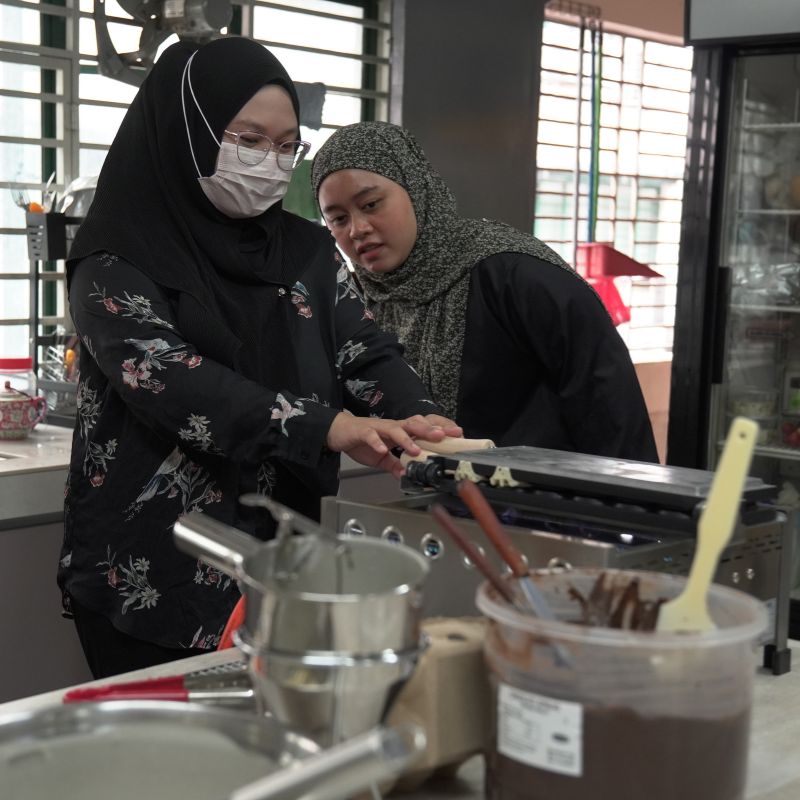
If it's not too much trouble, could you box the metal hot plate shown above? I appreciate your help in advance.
[402,446,778,535]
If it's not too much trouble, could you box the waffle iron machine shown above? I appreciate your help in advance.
[321,446,792,675]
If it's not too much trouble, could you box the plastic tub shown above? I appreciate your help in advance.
[0,357,36,395]
[476,568,767,800]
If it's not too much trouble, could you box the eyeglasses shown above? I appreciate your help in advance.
[223,130,311,171]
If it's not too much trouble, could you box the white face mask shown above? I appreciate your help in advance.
[198,143,291,219]
[181,53,292,219]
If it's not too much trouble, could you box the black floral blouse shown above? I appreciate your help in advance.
[59,248,439,651]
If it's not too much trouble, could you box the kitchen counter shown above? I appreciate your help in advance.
[1,645,799,799]
[0,424,72,528]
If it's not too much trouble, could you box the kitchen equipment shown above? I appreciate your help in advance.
[430,503,518,607]
[385,617,491,792]
[62,675,255,707]
[229,723,425,800]
[0,381,47,439]
[477,567,767,800]
[0,700,319,800]
[456,479,554,620]
[173,506,430,746]
[658,417,759,632]
[0,357,37,394]
[321,444,792,674]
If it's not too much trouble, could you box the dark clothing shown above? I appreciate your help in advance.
[72,600,207,680]
[457,253,658,461]
[58,243,438,651]
[67,39,307,373]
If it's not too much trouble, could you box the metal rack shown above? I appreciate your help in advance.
[25,211,82,428]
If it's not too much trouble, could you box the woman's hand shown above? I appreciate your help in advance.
[326,412,462,479]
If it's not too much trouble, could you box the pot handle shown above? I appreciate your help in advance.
[31,395,47,427]
[228,724,426,800]
[173,512,261,577]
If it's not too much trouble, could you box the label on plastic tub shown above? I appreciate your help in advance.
[497,683,583,777]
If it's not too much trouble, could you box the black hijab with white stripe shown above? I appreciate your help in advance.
[312,121,588,418]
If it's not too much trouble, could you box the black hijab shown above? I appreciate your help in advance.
[69,37,319,373]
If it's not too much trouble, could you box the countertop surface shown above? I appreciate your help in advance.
[0,425,371,478]
[1,645,799,799]
[0,424,72,477]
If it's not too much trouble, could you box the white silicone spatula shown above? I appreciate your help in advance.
[656,416,759,633]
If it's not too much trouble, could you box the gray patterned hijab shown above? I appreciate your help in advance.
[311,121,577,419]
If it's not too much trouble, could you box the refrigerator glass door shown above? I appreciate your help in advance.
[712,52,800,468]
[713,52,800,600]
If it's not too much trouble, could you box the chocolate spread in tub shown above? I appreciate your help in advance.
[484,572,750,800]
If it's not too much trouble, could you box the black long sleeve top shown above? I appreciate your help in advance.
[456,253,658,462]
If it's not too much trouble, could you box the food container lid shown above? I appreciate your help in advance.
[0,357,33,370]
[1,381,32,402]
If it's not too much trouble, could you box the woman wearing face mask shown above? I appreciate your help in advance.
[60,40,459,679]
[312,122,658,462]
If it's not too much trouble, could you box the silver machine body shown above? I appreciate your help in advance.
[322,446,793,675]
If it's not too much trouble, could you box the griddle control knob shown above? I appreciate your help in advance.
[461,544,485,570]
[381,526,404,545]
[343,518,367,536]
[421,533,444,560]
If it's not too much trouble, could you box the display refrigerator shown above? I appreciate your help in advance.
[668,1,800,635]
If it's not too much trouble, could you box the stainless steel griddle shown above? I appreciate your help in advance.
[322,446,792,675]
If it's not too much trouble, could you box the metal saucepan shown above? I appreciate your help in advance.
[173,509,429,656]
[173,508,430,744]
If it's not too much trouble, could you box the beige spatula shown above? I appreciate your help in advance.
[656,416,759,633]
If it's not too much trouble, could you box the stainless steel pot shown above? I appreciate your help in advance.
[173,510,430,745]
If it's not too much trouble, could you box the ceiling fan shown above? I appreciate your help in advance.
[93,0,325,128]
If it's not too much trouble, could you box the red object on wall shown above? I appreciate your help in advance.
[587,276,631,326]
[576,242,662,279]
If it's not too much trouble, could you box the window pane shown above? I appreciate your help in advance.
[80,104,127,145]
[541,71,579,98]
[601,57,621,81]
[0,233,28,274]
[0,6,40,45]
[80,73,138,104]
[642,86,690,114]
[2,143,42,182]
[601,32,623,58]
[639,131,687,157]
[535,193,572,217]
[0,61,47,94]
[321,93,360,127]
[638,153,684,179]
[254,7,374,56]
[535,19,692,363]
[261,0,365,18]
[539,120,579,147]
[542,45,580,74]
[0,97,41,138]
[641,109,689,136]
[1,280,30,318]
[0,325,30,359]
[542,20,581,48]
[539,95,580,123]
[79,18,142,58]
[265,45,362,89]
[537,144,578,171]
[646,41,693,70]
[79,148,109,177]
[643,63,691,92]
